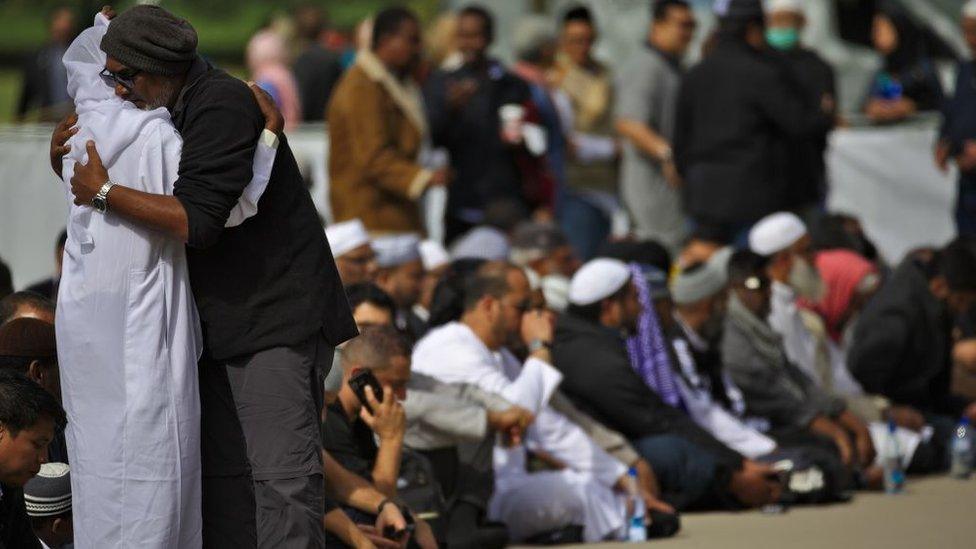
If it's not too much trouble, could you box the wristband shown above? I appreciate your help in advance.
[377,498,395,515]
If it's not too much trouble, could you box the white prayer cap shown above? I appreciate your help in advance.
[671,247,733,305]
[964,0,976,19]
[450,226,511,261]
[373,234,422,268]
[765,0,803,14]
[419,240,450,272]
[325,219,370,258]
[748,212,808,257]
[543,275,571,312]
[569,258,632,306]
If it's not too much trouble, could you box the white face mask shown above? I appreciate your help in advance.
[789,255,826,301]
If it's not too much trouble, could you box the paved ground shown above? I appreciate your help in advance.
[513,476,975,549]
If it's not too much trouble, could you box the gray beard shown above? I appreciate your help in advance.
[143,79,180,110]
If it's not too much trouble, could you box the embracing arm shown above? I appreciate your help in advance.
[61,83,282,244]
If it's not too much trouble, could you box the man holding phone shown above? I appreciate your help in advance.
[322,326,437,548]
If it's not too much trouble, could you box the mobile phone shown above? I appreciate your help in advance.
[348,369,384,414]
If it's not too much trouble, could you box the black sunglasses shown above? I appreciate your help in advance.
[100,68,141,91]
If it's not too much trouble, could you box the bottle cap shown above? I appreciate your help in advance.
[628,467,638,477]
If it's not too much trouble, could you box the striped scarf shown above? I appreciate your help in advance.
[626,263,683,408]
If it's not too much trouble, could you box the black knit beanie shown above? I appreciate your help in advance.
[100,5,198,76]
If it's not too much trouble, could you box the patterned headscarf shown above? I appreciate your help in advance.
[626,263,683,408]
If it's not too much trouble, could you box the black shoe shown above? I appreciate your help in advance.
[646,511,681,539]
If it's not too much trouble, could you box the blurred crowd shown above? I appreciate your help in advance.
[4,0,976,548]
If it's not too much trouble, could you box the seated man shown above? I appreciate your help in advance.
[553,258,781,511]
[0,319,67,464]
[669,250,778,459]
[322,326,437,548]
[373,234,428,341]
[509,222,581,308]
[0,370,66,549]
[413,262,673,543]
[326,219,379,287]
[0,292,55,325]
[849,238,976,440]
[24,463,73,549]
[722,251,877,476]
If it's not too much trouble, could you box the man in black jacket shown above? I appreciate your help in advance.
[50,6,356,547]
[849,239,976,434]
[424,5,533,242]
[553,258,782,511]
[0,370,66,549]
[673,0,833,243]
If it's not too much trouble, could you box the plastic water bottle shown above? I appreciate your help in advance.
[626,467,647,542]
[950,418,973,479]
[882,421,905,494]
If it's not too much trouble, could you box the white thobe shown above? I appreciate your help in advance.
[412,322,628,542]
[55,15,276,549]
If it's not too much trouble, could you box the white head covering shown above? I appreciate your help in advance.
[965,0,976,19]
[63,13,170,170]
[419,240,450,272]
[765,0,803,14]
[373,234,422,268]
[569,258,631,306]
[450,226,511,261]
[325,220,371,258]
[543,275,571,312]
[748,212,808,257]
[671,247,734,305]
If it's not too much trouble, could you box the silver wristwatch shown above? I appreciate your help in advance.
[91,181,115,213]
[527,339,552,354]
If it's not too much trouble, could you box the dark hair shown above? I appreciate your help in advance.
[462,261,514,312]
[598,240,672,275]
[0,291,54,325]
[56,229,67,251]
[0,258,11,301]
[346,283,396,315]
[940,237,976,293]
[562,5,593,25]
[341,325,412,371]
[0,370,65,436]
[428,259,487,327]
[653,0,691,22]
[565,282,630,324]
[371,6,418,50]
[727,250,769,286]
[717,14,764,42]
[484,198,529,233]
[294,4,327,42]
[458,5,495,43]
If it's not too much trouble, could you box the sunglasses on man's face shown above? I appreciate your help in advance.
[100,68,141,91]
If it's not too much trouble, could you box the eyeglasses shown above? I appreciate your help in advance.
[505,299,533,315]
[100,68,141,91]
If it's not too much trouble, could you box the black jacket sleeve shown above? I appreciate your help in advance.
[173,78,264,249]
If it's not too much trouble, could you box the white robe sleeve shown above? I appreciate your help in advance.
[412,327,561,414]
[224,129,279,227]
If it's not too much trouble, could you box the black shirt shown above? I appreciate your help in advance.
[424,60,531,225]
[170,57,357,361]
[0,484,40,549]
[322,401,377,481]
[293,44,343,122]
[674,40,833,226]
[553,313,743,469]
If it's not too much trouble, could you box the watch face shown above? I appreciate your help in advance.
[92,197,107,212]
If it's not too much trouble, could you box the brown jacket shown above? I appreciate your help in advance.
[327,50,431,233]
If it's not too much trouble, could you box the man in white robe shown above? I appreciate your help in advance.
[54,13,277,548]
[412,261,644,543]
